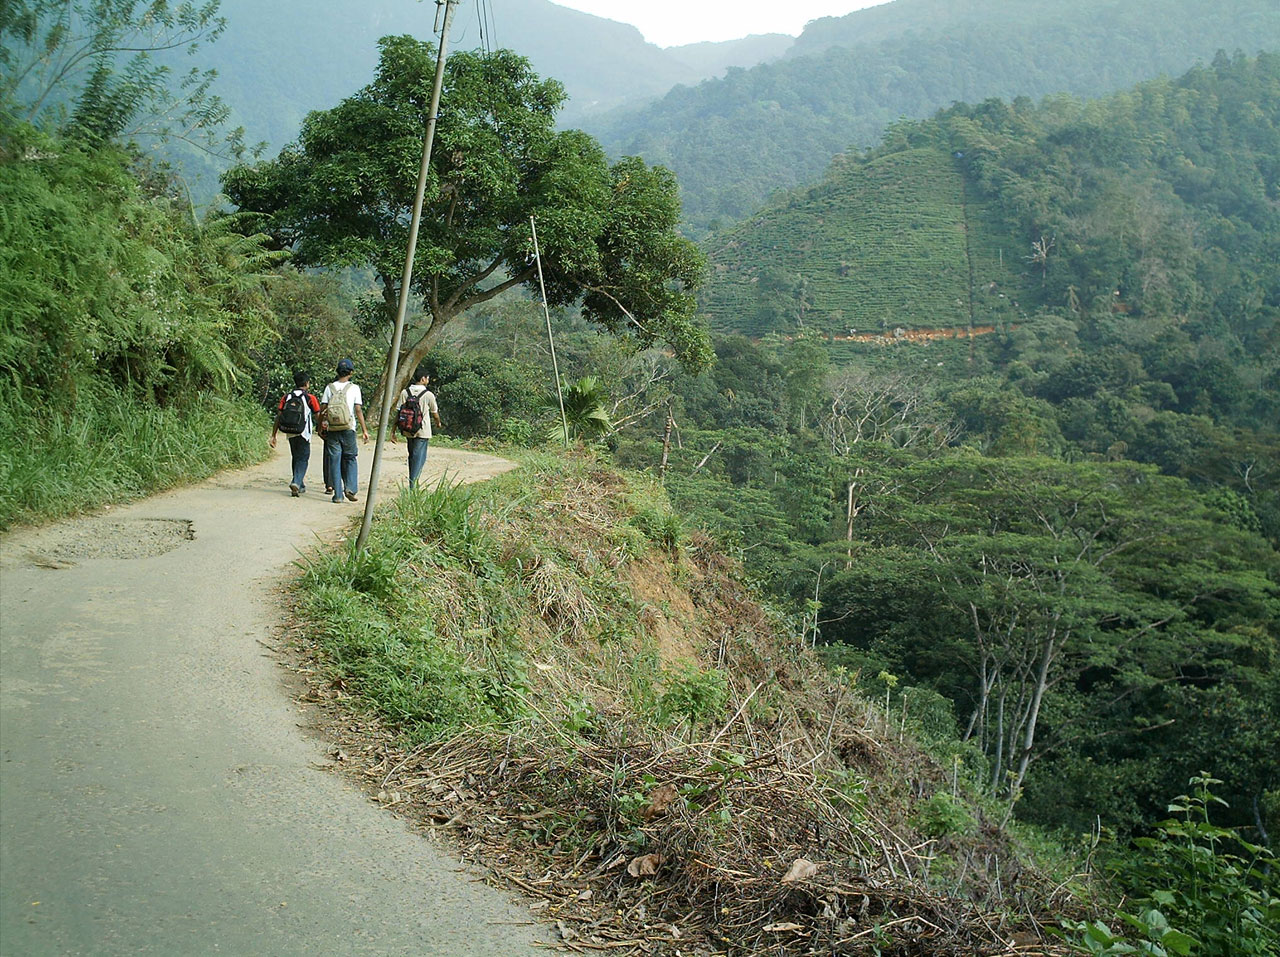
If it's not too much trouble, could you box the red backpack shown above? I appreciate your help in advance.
[396,386,426,435]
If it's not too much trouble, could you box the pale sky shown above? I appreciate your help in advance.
[551,0,890,48]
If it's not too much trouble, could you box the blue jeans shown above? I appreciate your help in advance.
[323,429,358,500]
[407,436,429,488]
[287,435,311,490]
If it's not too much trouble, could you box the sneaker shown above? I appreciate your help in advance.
[289,483,300,497]
[332,497,343,504]
[344,490,358,502]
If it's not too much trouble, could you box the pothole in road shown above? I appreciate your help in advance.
[27,518,195,566]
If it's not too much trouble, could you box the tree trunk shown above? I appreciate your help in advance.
[368,314,450,421]
[845,479,856,568]
[1009,635,1055,797]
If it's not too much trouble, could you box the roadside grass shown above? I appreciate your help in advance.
[290,450,1082,955]
[0,390,269,530]
[295,452,671,742]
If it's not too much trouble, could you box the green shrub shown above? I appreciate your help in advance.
[656,663,729,727]
[632,505,685,554]
[912,792,977,840]
[1065,774,1280,956]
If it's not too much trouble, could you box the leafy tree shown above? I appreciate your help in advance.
[223,36,711,407]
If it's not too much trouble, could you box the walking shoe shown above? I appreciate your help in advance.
[289,483,300,497]
[344,490,358,502]
[325,486,334,495]
[332,497,343,503]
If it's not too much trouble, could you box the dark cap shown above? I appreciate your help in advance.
[336,358,354,375]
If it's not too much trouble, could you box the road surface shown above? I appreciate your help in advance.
[0,441,546,956]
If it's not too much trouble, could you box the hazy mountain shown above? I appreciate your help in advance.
[665,34,794,78]
[198,0,786,156]
[584,0,1280,231]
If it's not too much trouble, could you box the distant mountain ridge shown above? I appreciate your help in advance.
[585,0,1280,231]
[200,0,790,156]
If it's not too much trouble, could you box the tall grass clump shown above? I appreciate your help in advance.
[296,478,532,741]
[0,391,268,529]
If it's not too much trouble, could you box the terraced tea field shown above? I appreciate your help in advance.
[700,147,1026,342]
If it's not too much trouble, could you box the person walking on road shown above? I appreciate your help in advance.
[319,358,369,503]
[269,371,321,496]
[391,366,443,489]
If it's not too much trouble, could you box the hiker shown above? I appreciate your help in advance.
[391,366,443,489]
[269,371,321,496]
[318,358,370,504]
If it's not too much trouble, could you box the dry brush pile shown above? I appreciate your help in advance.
[291,454,1080,956]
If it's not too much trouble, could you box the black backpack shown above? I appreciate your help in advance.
[276,390,309,435]
[396,386,426,435]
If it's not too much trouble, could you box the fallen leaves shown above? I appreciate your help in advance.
[627,853,662,878]
[640,783,680,821]
[780,858,818,883]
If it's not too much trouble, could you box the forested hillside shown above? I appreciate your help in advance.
[594,57,1280,904]
[700,51,1280,441]
[588,0,1280,230]
[703,49,1280,341]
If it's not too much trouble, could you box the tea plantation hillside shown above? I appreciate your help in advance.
[699,52,1280,376]
[700,147,1023,339]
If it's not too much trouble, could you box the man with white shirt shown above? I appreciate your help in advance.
[318,358,370,504]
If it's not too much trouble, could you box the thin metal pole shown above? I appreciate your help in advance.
[530,216,569,447]
[356,0,459,552]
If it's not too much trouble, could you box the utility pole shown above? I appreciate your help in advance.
[531,216,570,448]
[356,0,459,552]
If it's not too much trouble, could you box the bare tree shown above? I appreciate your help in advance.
[819,368,959,564]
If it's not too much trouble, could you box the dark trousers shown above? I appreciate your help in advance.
[287,435,311,490]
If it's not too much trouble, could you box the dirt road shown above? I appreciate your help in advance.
[0,442,547,956]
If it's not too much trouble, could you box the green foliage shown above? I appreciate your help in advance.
[545,375,612,445]
[1069,775,1280,956]
[247,268,383,409]
[298,481,523,741]
[0,114,275,526]
[655,663,729,728]
[913,792,977,840]
[0,121,277,400]
[224,38,711,402]
[418,348,541,439]
[1,0,250,156]
[632,505,684,555]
